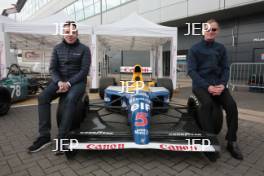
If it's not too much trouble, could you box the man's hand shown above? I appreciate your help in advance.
[215,84,225,91]
[208,84,225,96]
[57,81,70,93]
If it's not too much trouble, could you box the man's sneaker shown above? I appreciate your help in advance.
[28,137,51,153]
[54,138,66,156]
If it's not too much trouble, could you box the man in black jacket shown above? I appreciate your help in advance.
[28,21,91,153]
[187,19,243,160]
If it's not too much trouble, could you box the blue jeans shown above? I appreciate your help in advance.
[38,82,86,138]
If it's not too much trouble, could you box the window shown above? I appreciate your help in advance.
[83,0,94,7]
[38,0,48,7]
[74,0,84,11]
[67,4,75,15]
[61,0,133,21]
[84,5,95,18]
[94,1,100,14]
[94,0,106,14]
[75,10,85,21]
[121,0,130,3]
[106,0,120,9]
[102,0,107,11]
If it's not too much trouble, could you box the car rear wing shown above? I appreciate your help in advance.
[120,66,153,81]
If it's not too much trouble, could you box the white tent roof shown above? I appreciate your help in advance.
[95,13,177,37]
[5,11,92,35]
[3,12,92,50]
[0,15,16,32]
[94,13,177,50]
[0,15,16,23]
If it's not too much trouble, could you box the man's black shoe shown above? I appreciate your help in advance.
[54,138,65,156]
[204,152,219,162]
[227,142,243,160]
[28,137,51,153]
[54,150,65,156]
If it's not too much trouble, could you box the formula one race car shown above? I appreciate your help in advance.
[0,64,50,116]
[61,65,221,161]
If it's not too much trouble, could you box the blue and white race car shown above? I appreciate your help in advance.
[63,65,221,161]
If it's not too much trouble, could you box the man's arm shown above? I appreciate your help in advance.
[220,47,230,87]
[187,48,210,89]
[68,46,91,85]
[49,47,61,84]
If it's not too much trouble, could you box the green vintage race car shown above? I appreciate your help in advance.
[0,64,50,116]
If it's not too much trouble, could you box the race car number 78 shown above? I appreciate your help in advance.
[10,85,21,98]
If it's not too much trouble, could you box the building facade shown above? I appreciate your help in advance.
[14,0,264,75]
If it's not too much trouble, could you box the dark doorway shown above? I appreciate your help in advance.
[163,51,170,76]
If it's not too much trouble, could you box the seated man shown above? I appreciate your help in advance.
[187,19,243,160]
[28,21,91,153]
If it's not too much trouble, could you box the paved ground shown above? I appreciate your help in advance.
[1,87,264,176]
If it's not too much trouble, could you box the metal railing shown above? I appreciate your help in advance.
[177,63,189,79]
[229,63,264,91]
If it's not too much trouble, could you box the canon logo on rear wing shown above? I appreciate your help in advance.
[120,66,152,73]
[86,144,125,150]
[160,144,198,151]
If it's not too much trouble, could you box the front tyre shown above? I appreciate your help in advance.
[99,77,116,99]
[187,95,223,134]
[156,78,173,99]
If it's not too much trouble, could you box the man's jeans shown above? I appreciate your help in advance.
[38,82,86,139]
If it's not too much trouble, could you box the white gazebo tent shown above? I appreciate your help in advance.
[0,12,92,77]
[92,13,178,90]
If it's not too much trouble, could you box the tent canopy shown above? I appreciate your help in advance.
[0,15,16,32]
[0,15,16,24]
[94,13,177,51]
[95,13,177,37]
[97,35,169,51]
[4,12,92,50]
[6,11,92,35]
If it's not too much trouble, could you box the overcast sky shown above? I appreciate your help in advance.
[0,0,17,14]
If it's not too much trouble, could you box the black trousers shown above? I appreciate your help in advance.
[193,88,238,141]
[38,82,86,139]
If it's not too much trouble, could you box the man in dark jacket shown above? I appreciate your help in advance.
[187,19,243,160]
[28,21,91,153]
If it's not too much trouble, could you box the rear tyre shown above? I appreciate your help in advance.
[0,87,11,116]
[187,95,200,127]
[211,101,223,134]
[99,77,116,99]
[57,94,89,130]
[156,78,173,99]
[187,95,223,134]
